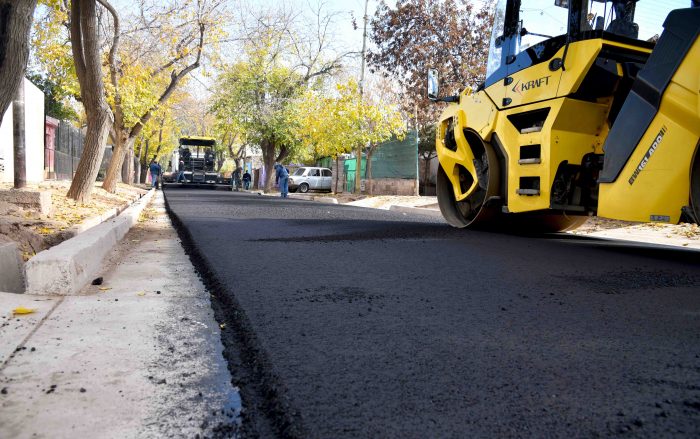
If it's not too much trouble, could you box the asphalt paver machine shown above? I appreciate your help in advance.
[430,0,700,231]
[174,136,222,186]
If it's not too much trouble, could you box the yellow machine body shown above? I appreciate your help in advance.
[435,2,700,230]
[598,37,700,223]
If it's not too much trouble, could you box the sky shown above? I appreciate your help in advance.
[102,0,688,59]
[105,0,687,96]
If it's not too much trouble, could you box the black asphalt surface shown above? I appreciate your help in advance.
[164,188,700,438]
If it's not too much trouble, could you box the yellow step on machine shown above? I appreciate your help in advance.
[429,0,700,232]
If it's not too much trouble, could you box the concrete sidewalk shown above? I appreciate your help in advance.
[0,192,239,438]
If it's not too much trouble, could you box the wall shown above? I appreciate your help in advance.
[364,178,418,196]
[0,78,46,183]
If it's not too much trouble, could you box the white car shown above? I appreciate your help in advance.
[288,167,333,193]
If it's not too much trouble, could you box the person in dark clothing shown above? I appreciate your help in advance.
[232,168,242,191]
[242,170,251,190]
[149,158,162,189]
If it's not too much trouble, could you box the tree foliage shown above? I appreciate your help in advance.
[211,3,350,192]
[294,79,406,164]
[368,0,494,126]
[27,72,78,120]
[211,42,306,191]
[30,1,80,117]
[31,0,228,194]
[101,0,229,192]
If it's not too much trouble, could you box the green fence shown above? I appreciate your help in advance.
[343,130,418,192]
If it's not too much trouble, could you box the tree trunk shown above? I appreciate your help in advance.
[135,141,142,184]
[66,0,115,203]
[12,79,25,189]
[216,151,224,172]
[67,104,112,202]
[102,130,129,193]
[121,146,130,183]
[126,146,135,183]
[366,145,375,195]
[334,156,339,193]
[262,143,276,193]
[0,0,37,127]
[139,138,150,183]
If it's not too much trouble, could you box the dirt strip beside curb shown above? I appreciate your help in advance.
[23,189,155,295]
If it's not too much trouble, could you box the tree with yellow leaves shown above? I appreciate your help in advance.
[134,104,182,183]
[101,0,229,193]
[32,0,228,201]
[294,79,406,193]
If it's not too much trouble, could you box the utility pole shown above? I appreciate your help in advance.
[13,79,26,189]
[354,0,369,194]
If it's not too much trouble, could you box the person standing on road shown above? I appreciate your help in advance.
[176,159,185,183]
[149,157,162,190]
[242,170,251,190]
[275,163,289,198]
[232,167,242,191]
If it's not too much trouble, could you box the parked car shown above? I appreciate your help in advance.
[288,167,333,193]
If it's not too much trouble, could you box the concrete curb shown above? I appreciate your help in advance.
[0,189,147,295]
[70,191,144,235]
[24,189,155,296]
[287,194,313,201]
[0,242,24,294]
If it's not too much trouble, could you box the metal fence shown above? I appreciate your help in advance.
[51,121,112,180]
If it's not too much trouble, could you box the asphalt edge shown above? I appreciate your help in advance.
[24,189,155,295]
[387,204,442,217]
[161,189,307,439]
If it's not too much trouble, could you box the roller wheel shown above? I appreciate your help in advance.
[689,145,700,224]
[437,141,585,233]
[437,140,502,229]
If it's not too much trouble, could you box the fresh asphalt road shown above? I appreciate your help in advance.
[163,188,700,439]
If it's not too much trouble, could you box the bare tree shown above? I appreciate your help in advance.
[0,0,38,126]
[369,0,493,126]
[66,0,115,202]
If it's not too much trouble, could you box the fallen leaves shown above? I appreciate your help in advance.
[12,307,37,316]
[98,287,112,291]
[36,226,55,235]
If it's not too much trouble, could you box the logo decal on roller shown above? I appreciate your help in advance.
[628,126,667,186]
[511,75,551,95]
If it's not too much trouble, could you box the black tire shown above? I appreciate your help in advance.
[690,143,700,224]
[299,183,309,193]
[436,140,500,229]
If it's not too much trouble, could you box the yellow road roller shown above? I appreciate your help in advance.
[429,0,700,231]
